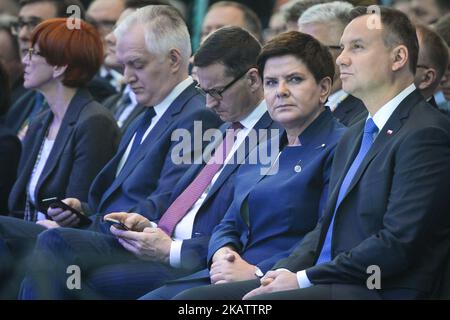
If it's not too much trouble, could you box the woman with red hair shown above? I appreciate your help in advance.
[7,18,120,226]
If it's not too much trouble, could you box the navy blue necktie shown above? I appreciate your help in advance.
[127,107,156,157]
[316,118,379,264]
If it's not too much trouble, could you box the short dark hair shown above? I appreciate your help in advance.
[434,13,450,47]
[416,24,449,81]
[0,61,11,117]
[257,31,335,84]
[0,25,20,62]
[31,18,103,87]
[209,1,263,43]
[349,6,419,74]
[19,0,86,19]
[436,0,450,12]
[194,26,261,78]
[125,0,170,9]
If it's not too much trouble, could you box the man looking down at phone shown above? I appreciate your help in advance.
[0,5,221,299]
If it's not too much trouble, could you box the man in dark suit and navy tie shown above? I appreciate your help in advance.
[298,1,367,127]
[0,5,221,298]
[173,6,450,300]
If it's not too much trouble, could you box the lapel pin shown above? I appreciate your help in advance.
[387,130,393,135]
[294,160,302,173]
[315,144,326,149]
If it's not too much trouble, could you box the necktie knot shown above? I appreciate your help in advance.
[364,118,378,135]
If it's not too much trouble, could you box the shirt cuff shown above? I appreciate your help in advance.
[169,239,183,268]
[296,270,313,288]
[149,221,158,228]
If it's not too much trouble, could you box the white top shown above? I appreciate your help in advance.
[116,85,138,128]
[28,138,55,221]
[296,83,417,288]
[116,77,194,176]
[158,100,268,268]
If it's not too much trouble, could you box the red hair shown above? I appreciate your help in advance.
[30,18,103,87]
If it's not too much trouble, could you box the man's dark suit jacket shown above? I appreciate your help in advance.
[274,90,450,298]
[134,111,282,271]
[333,94,367,127]
[0,126,21,214]
[8,89,120,218]
[84,83,222,220]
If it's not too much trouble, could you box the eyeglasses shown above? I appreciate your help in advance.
[416,64,430,70]
[28,47,43,61]
[10,18,43,35]
[195,69,249,101]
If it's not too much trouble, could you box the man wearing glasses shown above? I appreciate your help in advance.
[298,1,367,126]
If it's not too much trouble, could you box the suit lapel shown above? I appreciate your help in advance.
[14,113,50,199]
[98,83,198,207]
[336,90,422,209]
[34,89,91,200]
[205,112,275,202]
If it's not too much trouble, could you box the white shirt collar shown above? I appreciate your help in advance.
[326,89,349,111]
[153,76,194,117]
[369,83,416,132]
[123,85,137,106]
[238,99,268,130]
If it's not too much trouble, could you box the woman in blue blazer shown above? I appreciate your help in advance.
[140,31,347,300]
[7,18,120,223]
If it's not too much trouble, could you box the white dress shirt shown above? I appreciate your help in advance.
[326,89,349,112]
[116,85,138,128]
[116,77,194,176]
[153,100,268,268]
[296,83,417,289]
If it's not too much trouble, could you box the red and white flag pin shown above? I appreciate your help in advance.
[387,129,393,135]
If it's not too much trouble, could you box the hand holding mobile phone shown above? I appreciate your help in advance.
[103,217,130,231]
[41,197,91,226]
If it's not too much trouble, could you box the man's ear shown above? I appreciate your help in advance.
[391,45,409,71]
[246,67,262,92]
[168,48,182,73]
[417,67,437,90]
[53,65,68,79]
[318,76,332,104]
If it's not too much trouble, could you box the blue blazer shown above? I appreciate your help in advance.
[276,90,450,298]
[85,83,222,219]
[8,89,120,218]
[135,111,282,271]
[207,109,346,273]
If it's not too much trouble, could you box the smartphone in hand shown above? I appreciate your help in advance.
[41,197,91,226]
[103,217,130,231]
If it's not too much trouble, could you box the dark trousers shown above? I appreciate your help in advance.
[171,279,425,300]
[0,216,46,298]
[18,227,190,299]
[140,278,212,300]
